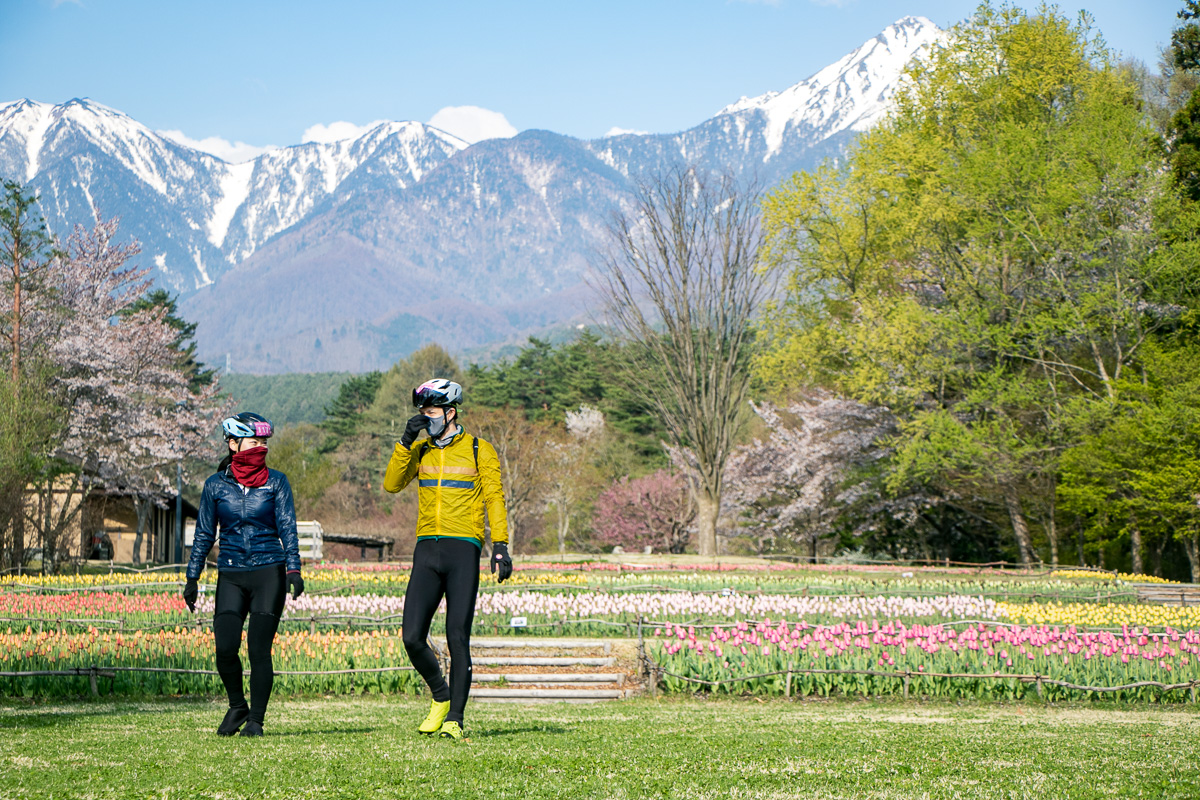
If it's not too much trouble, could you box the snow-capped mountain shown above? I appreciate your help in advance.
[0,16,942,372]
[0,99,467,291]
[586,16,942,187]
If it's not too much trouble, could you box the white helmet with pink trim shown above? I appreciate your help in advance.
[412,378,462,408]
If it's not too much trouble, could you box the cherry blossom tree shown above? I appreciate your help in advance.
[721,393,898,560]
[2,215,227,569]
[592,469,695,554]
[545,406,605,554]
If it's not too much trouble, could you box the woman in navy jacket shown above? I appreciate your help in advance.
[183,412,304,737]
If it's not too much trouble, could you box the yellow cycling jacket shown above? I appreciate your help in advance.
[383,428,508,546]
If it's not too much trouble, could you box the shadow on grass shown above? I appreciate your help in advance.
[0,703,189,729]
[468,724,569,738]
[268,727,377,737]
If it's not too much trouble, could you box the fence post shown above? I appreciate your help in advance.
[785,661,793,699]
[903,673,910,700]
[637,616,645,678]
[310,616,316,636]
[1191,683,1197,704]
[88,666,99,698]
[1035,676,1044,701]
[650,663,658,699]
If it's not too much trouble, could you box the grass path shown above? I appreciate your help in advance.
[2,696,1198,799]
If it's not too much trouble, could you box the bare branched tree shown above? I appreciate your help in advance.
[595,166,767,556]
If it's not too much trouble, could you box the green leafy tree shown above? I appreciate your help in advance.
[758,4,1164,565]
[1172,0,1200,71]
[362,344,462,442]
[321,371,383,440]
[1060,341,1200,580]
[468,331,664,467]
[269,424,341,518]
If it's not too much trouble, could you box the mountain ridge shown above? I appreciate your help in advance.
[0,16,944,373]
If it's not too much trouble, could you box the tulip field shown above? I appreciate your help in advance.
[0,627,423,698]
[651,619,1200,701]
[2,561,1198,703]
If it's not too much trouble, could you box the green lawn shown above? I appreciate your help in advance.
[1,696,1197,799]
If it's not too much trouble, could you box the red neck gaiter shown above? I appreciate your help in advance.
[230,446,269,487]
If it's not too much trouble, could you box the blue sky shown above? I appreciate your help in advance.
[0,0,1184,159]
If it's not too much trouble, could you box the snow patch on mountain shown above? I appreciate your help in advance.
[208,160,254,249]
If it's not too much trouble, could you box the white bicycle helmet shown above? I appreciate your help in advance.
[412,378,462,408]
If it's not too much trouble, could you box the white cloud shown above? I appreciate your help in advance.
[427,106,517,144]
[604,126,650,138]
[301,120,387,144]
[157,130,277,163]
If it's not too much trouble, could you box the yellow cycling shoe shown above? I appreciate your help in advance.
[438,720,464,740]
[418,700,451,735]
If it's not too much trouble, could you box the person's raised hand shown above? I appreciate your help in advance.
[400,414,430,447]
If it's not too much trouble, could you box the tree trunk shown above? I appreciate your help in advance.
[132,496,152,566]
[11,247,20,387]
[808,534,818,565]
[1130,524,1143,576]
[1044,508,1058,567]
[1003,493,1035,567]
[1182,533,1199,585]
[695,490,719,556]
[556,503,569,555]
[1152,534,1167,578]
[11,504,24,572]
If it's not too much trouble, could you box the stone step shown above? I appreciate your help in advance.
[473,697,617,704]
[471,687,628,700]
[462,638,612,652]
[472,656,616,667]
[473,673,625,685]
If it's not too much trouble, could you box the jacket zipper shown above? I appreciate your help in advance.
[242,484,249,562]
[436,447,444,535]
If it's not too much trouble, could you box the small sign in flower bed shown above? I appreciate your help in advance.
[652,620,1200,702]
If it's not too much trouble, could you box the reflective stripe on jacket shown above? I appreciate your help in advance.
[186,468,302,580]
[382,428,508,546]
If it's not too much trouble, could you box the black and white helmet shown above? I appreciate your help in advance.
[412,378,462,408]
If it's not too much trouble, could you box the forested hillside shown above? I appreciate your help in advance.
[219,373,350,427]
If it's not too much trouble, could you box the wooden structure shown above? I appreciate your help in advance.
[18,479,197,567]
[323,533,394,561]
[1134,583,1200,606]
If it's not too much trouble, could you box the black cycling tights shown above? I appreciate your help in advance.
[213,563,286,724]
[402,538,480,724]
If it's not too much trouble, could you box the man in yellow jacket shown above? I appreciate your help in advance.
[384,378,511,741]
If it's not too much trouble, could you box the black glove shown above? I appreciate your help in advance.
[491,543,513,583]
[400,414,430,447]
[183,579,198,613]
[287,572,305,600]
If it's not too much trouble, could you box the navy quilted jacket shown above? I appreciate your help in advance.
[186,468,301,580]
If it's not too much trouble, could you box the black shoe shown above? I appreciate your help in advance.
[239,720,264,737]
[217,705,250,736]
